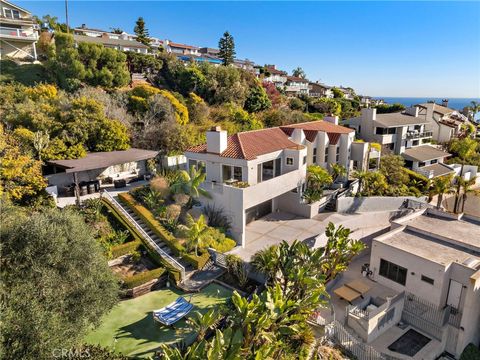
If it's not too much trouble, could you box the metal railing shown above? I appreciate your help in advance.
[0,26,38,39]
[405,131,433,140]
[102,191,186,280]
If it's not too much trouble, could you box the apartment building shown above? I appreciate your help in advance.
[364,209,480,359]
[309,82,334,98]
[185,119,371,247]
[346,108,453,178]
[415,101,472,143]
[285,75,309,96]
[0,0,38,60]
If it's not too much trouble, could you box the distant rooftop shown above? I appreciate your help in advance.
[416,103,454,116]
[418,162,454,177]
[374,112,429,127]
[72,34,149,49]
[402,145,450,162]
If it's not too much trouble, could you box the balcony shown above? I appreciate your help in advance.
[405,131,433,140]
[0,27,38,41]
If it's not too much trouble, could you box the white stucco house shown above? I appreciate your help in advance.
[185,119,372,247]
[415,101,472,143]
[346,108,454,178]
[359,209,480,359]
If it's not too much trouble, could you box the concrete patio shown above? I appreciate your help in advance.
[228,210,394,261]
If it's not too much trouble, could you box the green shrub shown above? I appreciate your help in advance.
[123,267,166,289]
[110,240,142,259]
[118,192,185,255]
[203,227,237,253]
[182,252,211,270]
[460,343,480,360]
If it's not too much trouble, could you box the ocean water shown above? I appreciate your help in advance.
[374,97,479,111]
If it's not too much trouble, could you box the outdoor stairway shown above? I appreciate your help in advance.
[178,260,225,292]
[324,199,337,212]
[102,191,194,281]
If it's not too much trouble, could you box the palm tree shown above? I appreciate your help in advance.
[306,165,333,192]
[251,245,279,282]
[352,169,369,195]
[170,166,210,208]
[428,174,454,209]
[330,163,346,183]
[143,189,163,212]
[469,100,480,122]
[187,309,221,343]
[450,138,478,212]
[185,214,208,256]
[459,176,478,213]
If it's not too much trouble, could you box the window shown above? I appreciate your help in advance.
[4,8,20,19]
[375,127,387,135]
[336,147,340,162]
[275,158,281,177]
[286,157,294,166]
[379,259,407,286]
[412,140,419,146]
[312,148,317,163]
[303,156,307,165]
[358,125,361,134]
[431,159,438,164]
[421,275,434,285]
[233,166,242,181]
[188,159,197,170]
[419,161,426,167]
[222,165,232,182]
[387,128,396,134]
[324,147,329,162]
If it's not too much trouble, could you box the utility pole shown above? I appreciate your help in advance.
[65,0,69,33]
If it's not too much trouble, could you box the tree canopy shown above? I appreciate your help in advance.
[133,17,151,46]
[0,205,119,360]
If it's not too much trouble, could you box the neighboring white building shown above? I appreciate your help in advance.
[364,209,480,359]
[185,119,372,247]
[285,75,309,96]
[346,108,453,178]
[263,65,288,88]
[0,0,38,60]
[415,101,472,143]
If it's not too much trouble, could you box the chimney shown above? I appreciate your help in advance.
[442,99,449,108]
[324,115,339,125]
[206,126,227,154]
[362,107,377,121]
[405,106,419,117]
[81,24,86,29]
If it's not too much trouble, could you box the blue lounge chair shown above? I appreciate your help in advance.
[153,296,194,326]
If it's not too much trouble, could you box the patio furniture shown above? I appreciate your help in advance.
[345,279,371,296]
[152,296,193,326]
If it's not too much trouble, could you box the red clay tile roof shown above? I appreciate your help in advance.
[287,76,309,83]
[186,120,354,159]
[168,42,199,50]
[186,128,302,160]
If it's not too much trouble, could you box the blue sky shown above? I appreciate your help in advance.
[18,1,480,98]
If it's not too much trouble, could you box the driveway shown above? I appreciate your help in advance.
[228,210,393,261]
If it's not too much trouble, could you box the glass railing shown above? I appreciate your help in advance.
[0,27,37,39]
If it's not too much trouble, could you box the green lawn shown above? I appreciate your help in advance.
[85,283,231,358]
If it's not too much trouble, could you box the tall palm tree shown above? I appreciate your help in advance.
[170,166,210,208]
[352,169,369,195]
[469,100,480,122]
[459,176,478,213]
[330,163,346,183]
[449,138,477,212]
[428,174,454,209]
[185,214,208,256]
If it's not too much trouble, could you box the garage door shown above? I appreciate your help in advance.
[245,200,272,224]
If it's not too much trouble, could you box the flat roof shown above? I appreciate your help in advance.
[376,211,480,267]
[374,112,429,127]
[419,163,454,177]
[402,145,450,162]
[47,148,158,173]
[72,34,149,49]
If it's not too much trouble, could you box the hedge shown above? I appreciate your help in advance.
[118,193,185,255]
[460,344,480,360]
[183,252,211,270]
[103,196,182,282]
[118,192,211,270]
[123,267,166,289]
[111,240,142,259]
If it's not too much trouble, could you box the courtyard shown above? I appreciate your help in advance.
[84,283,232,358]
